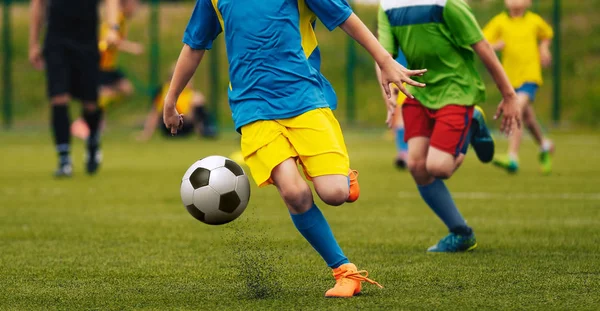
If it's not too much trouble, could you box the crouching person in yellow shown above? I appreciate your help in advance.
[163,0,425,298]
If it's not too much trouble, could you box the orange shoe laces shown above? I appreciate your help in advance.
[348,170,359,184]
[334,269,383,289]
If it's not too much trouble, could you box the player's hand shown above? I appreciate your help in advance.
[540,48,552,68]
[105,29,121,49]
[163,99,184,136]
[492,41,506,51]
[379,56,426,100]
[494,92,521,136]
[29,43,44,70]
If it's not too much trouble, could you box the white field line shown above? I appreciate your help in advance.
[397,191,600,201]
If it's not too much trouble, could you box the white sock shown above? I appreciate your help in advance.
[541,140,553,152]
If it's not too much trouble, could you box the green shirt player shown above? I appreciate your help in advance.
[377,0,520,252]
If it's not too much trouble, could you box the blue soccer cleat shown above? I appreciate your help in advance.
[427,232,478,253]
[470,106,495,163]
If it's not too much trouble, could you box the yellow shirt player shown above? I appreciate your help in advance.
[483,0,555,175]
[70,0,143,141]
[98,0,143,109]
[137,78,215,142]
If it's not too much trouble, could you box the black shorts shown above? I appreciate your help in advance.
[43,37,100,102]
[99,69,126,87]
[160,119,195,137]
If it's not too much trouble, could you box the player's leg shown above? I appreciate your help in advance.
[468,106,495,163]
[276,109,380,297]
[71,83,115,140]
[44,40,73,177]
[73,45,103,174]
[522,104,554,174]
[393,89,409,169]
[415,104,476,252]
[288,108,359,204]
[115,75,134,97]
[493,92,529,173]
[50,94,73,177]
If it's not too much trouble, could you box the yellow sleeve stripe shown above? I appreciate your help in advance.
[297,0,318,59]
[210,0,225,34]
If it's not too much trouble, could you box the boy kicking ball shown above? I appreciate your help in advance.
[377,0,520,252]
[484,0,555,174]
[164,0,425,297]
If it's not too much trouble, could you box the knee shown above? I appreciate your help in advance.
[279,181,313,213]
[318,183,349,207]
[120,81,134,96]
[426,162,454,180]
[407,157,427,176]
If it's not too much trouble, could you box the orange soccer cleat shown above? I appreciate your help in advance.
[324,263,382,298]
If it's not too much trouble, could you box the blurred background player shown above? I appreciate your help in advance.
[29,0,120,177]
[483,0,555,174]
[136,68,215,141]
[71,0,144,140]
[377,0,519,252]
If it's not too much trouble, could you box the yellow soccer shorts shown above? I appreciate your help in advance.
[240,108,350,187]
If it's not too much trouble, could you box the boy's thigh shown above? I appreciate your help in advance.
[430,104,473,157]
[282,108,349,179]
[43,41,70,100]
[240,120,296,187]
[402,97,434,142]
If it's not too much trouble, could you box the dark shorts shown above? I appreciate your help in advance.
[160,119,195,137]
[515,83,539,102]
[402,97,473,157]
[99,69,126,87]
[43,38,99,102]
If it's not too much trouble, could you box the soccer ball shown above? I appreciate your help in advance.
[180,156,251,225]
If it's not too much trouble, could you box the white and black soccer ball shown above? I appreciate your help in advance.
[180,156,250,225]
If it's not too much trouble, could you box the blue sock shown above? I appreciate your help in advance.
[395,127,408,153]
[290,203,349,268]
[460,125,473,155]
[417,179,471,235]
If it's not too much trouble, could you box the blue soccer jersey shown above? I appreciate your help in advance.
[183,0,353,130]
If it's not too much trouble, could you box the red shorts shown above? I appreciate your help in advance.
[402,97,473,156]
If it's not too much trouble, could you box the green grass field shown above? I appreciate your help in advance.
[1,130,599,310]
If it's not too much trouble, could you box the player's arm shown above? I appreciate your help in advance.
[482,15,504,51]
[375,6,400,126]
[339,14,426,99]
[164,46,205,134]
[28,0,46,70]
[537,16,554,68]
[444,0,519,135]
[472,40,519,134]
[304,0,425,99]
[165,0,221,135]
[104,0,121,47]
[539,39,552,68]
[118,40,144,55]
